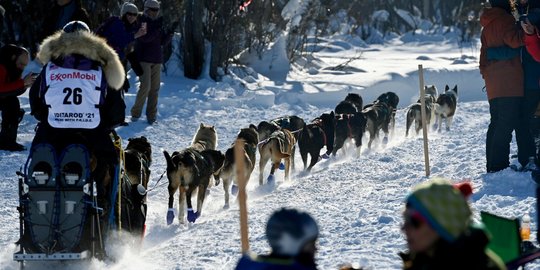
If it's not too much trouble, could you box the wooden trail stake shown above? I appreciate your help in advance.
[418,65,431,177]
[234,139,250,253]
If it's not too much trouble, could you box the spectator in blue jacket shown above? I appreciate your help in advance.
[130,0,171,125]
[96,2,147,92]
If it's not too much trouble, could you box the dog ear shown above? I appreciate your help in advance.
[249,123,257,131]
[128,137,133,142]
[453,85,458,93]
[445,85,449,91]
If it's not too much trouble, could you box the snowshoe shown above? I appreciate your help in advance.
[56,144,91,251]
[22,144,59,252]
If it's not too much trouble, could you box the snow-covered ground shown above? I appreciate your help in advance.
[0,33,538,270]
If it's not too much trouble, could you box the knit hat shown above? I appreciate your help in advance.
[144,0,160,9]
[406,178,473,242]
[120,2,138,17]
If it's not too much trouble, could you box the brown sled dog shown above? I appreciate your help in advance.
[258,129,296,185]
[218,125,259,209]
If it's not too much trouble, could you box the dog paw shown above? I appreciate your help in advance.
[231,184,239,196]
[320,153,329,159]
[223,203,230,210]
[166,208,175,225]
[205,189,211,197]
[187,208,198,223]
[382,137,388,145]
[278,162,285,170]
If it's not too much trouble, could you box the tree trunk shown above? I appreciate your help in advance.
[182,0,204,79]
[209,0,234,81]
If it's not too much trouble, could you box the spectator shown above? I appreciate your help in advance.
[520,8,540,174]
[399,178,506,270]
[480,0,526,173]
[0,44,35,151]
[235,208,319,270]
[95,2,147,92]
[130,0,171,125]
[29,21,125,212]
[487,3,540,172]
[41,0,90,41]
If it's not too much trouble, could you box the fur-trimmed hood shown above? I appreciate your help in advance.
[37,31,125,90]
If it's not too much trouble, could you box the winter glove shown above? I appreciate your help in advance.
[166,208,175,225]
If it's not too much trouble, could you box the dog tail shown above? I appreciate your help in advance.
[163,150,176,170]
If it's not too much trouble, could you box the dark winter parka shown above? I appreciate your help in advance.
[96,16,140,61]
[480,7,524,100]
[41,0,91,41]
[399,227,506,270]
[135,14,168,64]
[29,28,125,157]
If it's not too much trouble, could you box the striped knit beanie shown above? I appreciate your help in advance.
[406,178,472,242]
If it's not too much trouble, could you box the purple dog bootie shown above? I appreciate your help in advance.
[187,208,198,223]
[231,184,239,196]
[278,162,285,170]
[320,153,330,159]
[166,208,175,225]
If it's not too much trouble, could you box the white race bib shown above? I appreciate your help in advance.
[44,63,103,129]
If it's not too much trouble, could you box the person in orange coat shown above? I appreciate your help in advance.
[0,44,35,151]
[480,0,527,173]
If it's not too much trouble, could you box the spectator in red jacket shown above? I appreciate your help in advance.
[0,44,35,151]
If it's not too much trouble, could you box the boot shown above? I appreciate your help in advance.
[0,124,26,151]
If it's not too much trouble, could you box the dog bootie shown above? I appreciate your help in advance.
[267,174,275,185]
[231,184,239,196]
[278,162,285,170]
[166,208,175,225]
[382,137,388,145]
[320,153,330,159]
[187,208,198,223]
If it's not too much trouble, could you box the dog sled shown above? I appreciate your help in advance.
[13,132,148,268]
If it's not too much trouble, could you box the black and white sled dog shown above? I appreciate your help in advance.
[298,111,335,172]
[332,112,367,157]
[332,93,365,157]
[335,93,363,114]
[367,92,400,136]
[218,125,259,209]
[434,85,458,132]
[405,85,438,137]
[163,123,224,224]
[362,100,392,149]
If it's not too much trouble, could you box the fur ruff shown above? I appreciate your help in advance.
[37,31,125,90]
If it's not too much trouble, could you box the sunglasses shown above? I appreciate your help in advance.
[126,12,138,17]
[403,210,426,229]
[147,7,159,12]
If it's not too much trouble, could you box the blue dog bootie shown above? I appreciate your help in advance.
[166,208,175,225]
[231,184,239,196]
[187,208,198,223]
[320,153,330,159]
[267,174,275,186]
[382,136,388,145]
[278,162,285,170]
